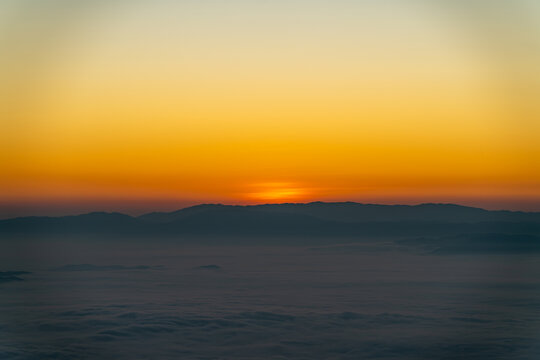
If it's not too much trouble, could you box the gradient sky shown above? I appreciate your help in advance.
[1,0,540,217]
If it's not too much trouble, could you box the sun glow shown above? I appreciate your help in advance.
[248,183,307,202]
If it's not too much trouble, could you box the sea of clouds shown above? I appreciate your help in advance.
[1,239,539,359]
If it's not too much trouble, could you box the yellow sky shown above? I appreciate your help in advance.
[1,0,539,216]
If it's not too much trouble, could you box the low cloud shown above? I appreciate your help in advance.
[50,264,165,272]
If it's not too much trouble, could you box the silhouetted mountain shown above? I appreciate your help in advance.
[0,212,139,235]
[1,202,539,238]
[140,202,540,223]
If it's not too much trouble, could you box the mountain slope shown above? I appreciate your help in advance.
[139,202,540,223]
[1,202,539,238]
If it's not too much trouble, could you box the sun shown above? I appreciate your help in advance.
[247,182,307,203]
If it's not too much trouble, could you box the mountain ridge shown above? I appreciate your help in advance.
[1,202,539,238]
[138,202,540,224]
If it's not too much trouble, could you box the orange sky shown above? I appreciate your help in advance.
[1,1,539,217]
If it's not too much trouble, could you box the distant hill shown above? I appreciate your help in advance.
[1,202,539,238]
[140,202,540,223]
[0,212,138,234]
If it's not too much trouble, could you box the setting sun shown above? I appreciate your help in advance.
[247,183,307,202]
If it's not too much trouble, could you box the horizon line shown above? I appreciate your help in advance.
[1,201,538,221]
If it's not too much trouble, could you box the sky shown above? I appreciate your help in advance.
[1,0,539,217]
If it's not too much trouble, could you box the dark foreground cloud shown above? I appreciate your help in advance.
[1,243,539,359]
[399,233,540,255]
[196,264,222,270]
[2,308,536,360]
[50,264,165,272]
[0,271,31,283]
